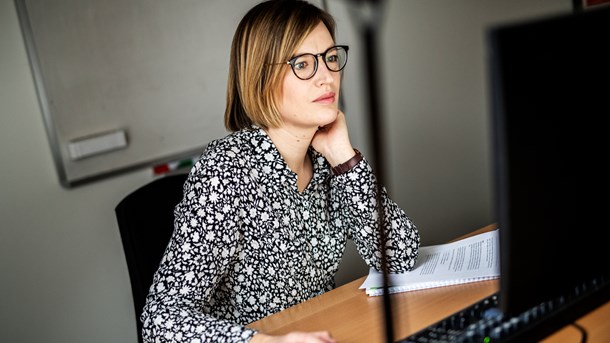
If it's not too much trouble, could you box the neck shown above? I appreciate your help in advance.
[266,126,315,191]
[266,127,314,169]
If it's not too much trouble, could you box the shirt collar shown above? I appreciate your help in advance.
[245,126,331,192]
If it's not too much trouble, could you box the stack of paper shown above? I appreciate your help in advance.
[360,229,500,296]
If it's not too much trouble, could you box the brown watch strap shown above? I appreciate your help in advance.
[331,149,363,176]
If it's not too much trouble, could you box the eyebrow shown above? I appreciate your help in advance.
[291,44,337,59]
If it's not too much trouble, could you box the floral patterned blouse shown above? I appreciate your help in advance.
[141,126,420,342]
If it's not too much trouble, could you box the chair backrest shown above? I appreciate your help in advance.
[115,172,188,343]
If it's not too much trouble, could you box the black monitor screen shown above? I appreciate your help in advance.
[489,6,610,318]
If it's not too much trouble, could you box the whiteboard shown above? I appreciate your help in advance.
[15,0,261,187]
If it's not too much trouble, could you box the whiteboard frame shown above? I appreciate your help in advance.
[14,0,229,187]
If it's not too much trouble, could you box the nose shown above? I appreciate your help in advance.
[314,55,334,84]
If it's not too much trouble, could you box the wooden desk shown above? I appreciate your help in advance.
[248,226,610,342]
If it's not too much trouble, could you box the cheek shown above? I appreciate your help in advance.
[280,79,306,110]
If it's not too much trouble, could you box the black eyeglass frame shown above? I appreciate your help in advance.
[273,45,349,81]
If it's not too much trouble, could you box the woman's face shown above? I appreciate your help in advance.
[277,22,341,132]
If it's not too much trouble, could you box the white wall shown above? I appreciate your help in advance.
[0,1,570,342]
[382,0,571,246]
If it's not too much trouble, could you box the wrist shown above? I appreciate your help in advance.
[325,145,356,166]
[331,149,362,176]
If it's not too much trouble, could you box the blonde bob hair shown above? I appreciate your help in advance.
[224,0,336,131]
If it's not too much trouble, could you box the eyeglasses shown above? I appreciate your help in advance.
[272,45,349,80]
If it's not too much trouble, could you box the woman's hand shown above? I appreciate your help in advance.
[311,110,356,167]
[250,331,336,343]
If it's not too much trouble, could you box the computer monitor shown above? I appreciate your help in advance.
[489,3,610,325]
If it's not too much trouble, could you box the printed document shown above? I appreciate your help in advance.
[360,229,500,296]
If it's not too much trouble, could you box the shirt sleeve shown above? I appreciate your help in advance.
[141,150,258,343]
[329,156,420,273]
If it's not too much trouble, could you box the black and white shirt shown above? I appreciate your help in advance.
[141,126,420,342]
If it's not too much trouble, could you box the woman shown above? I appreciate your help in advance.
[141,1,420,342]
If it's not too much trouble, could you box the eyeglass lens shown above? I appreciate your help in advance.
[291,46,348,80]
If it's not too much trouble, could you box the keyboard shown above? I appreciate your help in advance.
[398,292,503,343]
[397,275,610,343]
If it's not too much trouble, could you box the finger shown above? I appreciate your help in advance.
[309,331,336,343]
[284,331,336,343]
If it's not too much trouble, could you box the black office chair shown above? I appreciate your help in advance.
[115,172,189,343]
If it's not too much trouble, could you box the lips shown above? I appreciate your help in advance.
[314,92,336,103]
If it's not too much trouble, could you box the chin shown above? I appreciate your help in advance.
[317,108,338,124]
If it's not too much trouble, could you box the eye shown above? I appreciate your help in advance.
[293,60,308,71]
[326,54,338,63]
[292,54,314,71]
